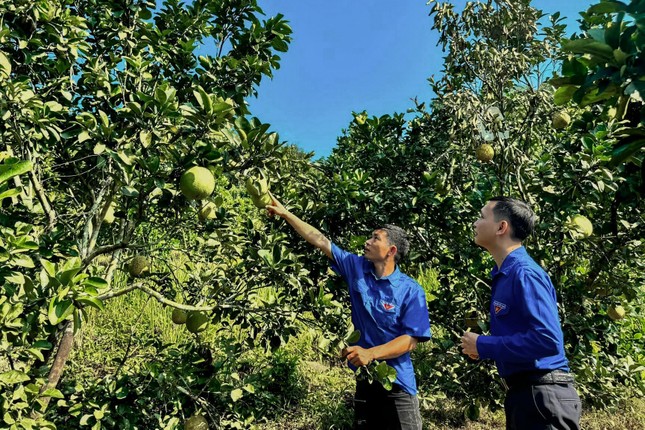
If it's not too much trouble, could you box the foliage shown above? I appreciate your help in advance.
[1,0,644,428]
[553,0,645,165]
[316,0,645,413]
[0,0,337,428]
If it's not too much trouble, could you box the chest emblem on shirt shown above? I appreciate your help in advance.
[493,300,507,315]
[382,301,396,312]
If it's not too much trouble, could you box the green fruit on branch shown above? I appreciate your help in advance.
[608,305,626,321]
[198,202,217,222]
[180,166,215,200]
[475,144,494,162]
[251,192,272,209]
[245,173,269,197]
[566,214,593,239]
[128,255,150,277]
[552,111,571,129]
[186,311,209,333]
[172,309,188,324]
[245,177,260,197]
[257,177,269,195]
[184,414,208,430]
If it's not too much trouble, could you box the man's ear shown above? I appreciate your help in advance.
[497,220,510,236]
[388,245,398,258]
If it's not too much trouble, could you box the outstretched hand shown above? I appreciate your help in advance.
[265,192,289,218]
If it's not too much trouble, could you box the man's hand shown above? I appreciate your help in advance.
[461,331,480,360]
[343,345,375,367]
[266,192,289,218]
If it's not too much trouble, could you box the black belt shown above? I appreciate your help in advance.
[502,370,574,390]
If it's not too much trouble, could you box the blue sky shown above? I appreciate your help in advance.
[248,0,595,159]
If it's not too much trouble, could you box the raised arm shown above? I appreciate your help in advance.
[266,194,332,260]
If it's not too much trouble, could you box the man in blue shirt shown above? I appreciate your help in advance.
[267,195,431,429]
[461,197,581,430]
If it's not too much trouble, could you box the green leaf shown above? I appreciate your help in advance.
[80,414,93,425]
[121,186,139,197]
[78,131,91,143]
[194,86,213,113]
[77,297,104,311]
[58,267,82,286]
[0,51,11,79]
[139,130,152,147]
[83,277,108,288]
[0,188,21,202]
[98,110,109,128]
[4,271,25,285]
[0,160,32,185]
[40,388,64,399]
[345,329,361,344]
[48,298,74,325]
[243,384,255,393]
[611,136,645,165]
[562,39,615,64]
[41,259,57,278]
[93,143,106,154]
[258,249,273,266]
[230,388,244,402]
[12,254,35,268]
[0,370,30,385]
[587,1,628,14]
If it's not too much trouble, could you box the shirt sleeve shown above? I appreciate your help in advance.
[477,268,562,362]
[399,284,432,342]
[329,242,361,280]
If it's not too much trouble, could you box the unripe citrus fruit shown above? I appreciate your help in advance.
[198,202,217,222]
[172,309,188,324]
[180,167,215,200]
[251,193,272,208]
[184,414,208,430]
[608,305,626,321]
[128,255,149,277]
[186,311,209,333]
[567,214,593,239]
[476,144,494,162]
[552,111,571,129]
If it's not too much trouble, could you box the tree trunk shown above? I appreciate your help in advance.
[31,322,74,418]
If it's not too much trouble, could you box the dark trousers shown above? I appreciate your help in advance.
[505,383,581,430]
[353,379,422,430]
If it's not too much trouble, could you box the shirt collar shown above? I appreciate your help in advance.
[491,246,528,278]
[364,262,402,284]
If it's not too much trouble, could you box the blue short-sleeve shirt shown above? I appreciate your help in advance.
[330,243,432,395]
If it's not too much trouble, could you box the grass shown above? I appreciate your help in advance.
[67,287,645,429]
[418,397,645,430]
[258,359,645,430]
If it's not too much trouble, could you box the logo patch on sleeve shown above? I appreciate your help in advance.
[493,300,507,315]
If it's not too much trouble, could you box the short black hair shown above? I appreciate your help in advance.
[380,224,410,263]
[489,196,535,241]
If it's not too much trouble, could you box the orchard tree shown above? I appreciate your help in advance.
[0,0,344,427]
[317,0,644,416]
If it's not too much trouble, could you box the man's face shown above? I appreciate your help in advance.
[364,229,394,262]
[473,201,500,248]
